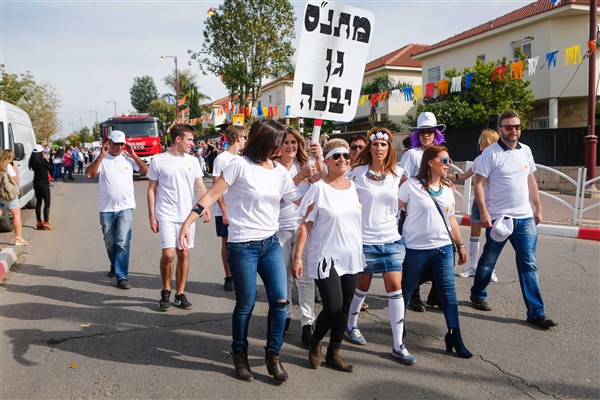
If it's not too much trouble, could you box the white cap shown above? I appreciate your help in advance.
[411,111,446,132]
[490,216,514,242]
[108,130,126,144]
[33,144,44,153]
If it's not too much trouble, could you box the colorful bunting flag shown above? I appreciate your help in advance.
[564,45,582,65]
[546,50,559,68]
[492,65,506,81]
[510,61,524,79]
[437,79,449,95]
[402,87,413,101]
[451,76,462,92]
[413,85,423,99]
[465,73,475,89]
[527,57,539,76]
[424,83,435,98]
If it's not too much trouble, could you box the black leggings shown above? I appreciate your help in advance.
[314,267,357,350]
[33,181,51,222]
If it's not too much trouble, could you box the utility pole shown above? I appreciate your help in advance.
[585,0,598,190]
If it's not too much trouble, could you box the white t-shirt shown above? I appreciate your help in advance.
[399,147,424,179]
[6,164,16,178]
[300,179,365,279]
[474,141,536,220]
[147,152,203,222]
[97,153,139,212]
[211,151,237,217]
[398,178,455,250]
[348,165,403,244]
[222,156,300,242]
[278,159,311,231]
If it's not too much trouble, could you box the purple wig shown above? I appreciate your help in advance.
[409,128,446,149]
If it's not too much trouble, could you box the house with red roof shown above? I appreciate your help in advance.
[411,0,597,129]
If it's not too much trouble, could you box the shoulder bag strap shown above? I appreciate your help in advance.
[421,179,456,252]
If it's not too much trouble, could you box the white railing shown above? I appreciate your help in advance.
[450,164,598,226]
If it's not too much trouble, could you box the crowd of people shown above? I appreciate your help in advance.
[1,109,557,383]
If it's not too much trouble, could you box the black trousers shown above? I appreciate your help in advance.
[33,181,51,222]
[313,267,358,350]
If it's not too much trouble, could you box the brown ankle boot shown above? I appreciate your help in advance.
[265,347,288,382]
[325,348,354,372]
[232,352,253,381]
[43,221,53,230]
[36,221,45,230]
[308,336,323,369]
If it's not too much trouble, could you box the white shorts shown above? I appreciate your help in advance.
[159,220,195,250]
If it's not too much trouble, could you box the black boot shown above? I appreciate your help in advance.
[265,347,288,382]
[445,328,473,359]
[232,352,253,381]
[301,324,313,346]
[409,287,426,312]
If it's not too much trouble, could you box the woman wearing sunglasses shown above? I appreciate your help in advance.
[344,127,416,365]
[293,139,365,372]
[399,145,472,358]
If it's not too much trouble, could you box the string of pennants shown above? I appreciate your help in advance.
[175,104,284,125]
[358,41,596,106]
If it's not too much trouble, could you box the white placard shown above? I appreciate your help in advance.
[291,1,375,122]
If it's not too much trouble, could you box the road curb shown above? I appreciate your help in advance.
[0,247,17,281]
[457,214,600,241]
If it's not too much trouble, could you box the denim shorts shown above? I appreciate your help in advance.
[470,200,480,223]
[215,216,228,237]
[0,197,19,209]
[363,239,405,274]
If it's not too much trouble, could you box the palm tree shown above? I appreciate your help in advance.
[163,69,211,118]
[361,74,412,127]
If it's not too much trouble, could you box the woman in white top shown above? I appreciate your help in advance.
[273,127,322,345]
[293,139,364,373]
[345,127,416,365]
[399,145,472,358]
[179,120,300,383]
[0,149,27,245]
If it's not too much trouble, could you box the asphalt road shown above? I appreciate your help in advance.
[1,177,599,399]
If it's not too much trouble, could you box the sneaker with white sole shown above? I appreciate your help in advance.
[174,293,192,310]
[344,327,366,345]
[392,344,416,365]
[458,266,476,278]
[490,270,498,283]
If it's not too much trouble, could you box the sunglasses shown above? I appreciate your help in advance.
[350,145,365,151]
[440,157,453,165]
[331,153,351,161]
[501,124,522,131]
[419,129,435,135]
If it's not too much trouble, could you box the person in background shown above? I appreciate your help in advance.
[179,120,300,383]
[454,129,500,282]
[77,147,85,174]
[0,149,27,245]
[470,110,557,330]
[348,134,367,166]
[399,111,447,312]
[211,125,247,292]
[29,144,54,230]
[62,149,73,181]
[85,130,148,289]
[147,124,211,311]
[52,148,64,181]
[294,139,364,373]
[400,136,412,158]
[399,145,472,359]
[345,127,416,366]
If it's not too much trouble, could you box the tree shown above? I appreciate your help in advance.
[130,76,158,113]
[189,0,295,107]
[147,99,175,125]
[162,69,211,118]
[76,127,93,145]
[0,65,61,143]
[403,58,535,129]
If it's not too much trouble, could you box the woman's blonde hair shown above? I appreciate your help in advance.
[0,149,15,173]
[478,129,500,148]
[322,138,349,157]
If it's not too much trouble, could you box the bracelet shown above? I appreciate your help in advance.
[191,203,204,215]
[456,243,465,248]
[455,172,459,181]
[292,259,302,264]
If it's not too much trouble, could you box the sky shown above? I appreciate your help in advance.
[2,0,533,138]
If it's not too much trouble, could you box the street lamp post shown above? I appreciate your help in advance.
[75,117,83,130]
[160,55,179,120]
[106,100,117,116]
[68,122,75,133]
[89,110,98,125]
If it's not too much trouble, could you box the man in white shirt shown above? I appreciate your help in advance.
[470,110,557,330]
[147,124,211,311]
[85,130,148,289]
[212,124,246,291]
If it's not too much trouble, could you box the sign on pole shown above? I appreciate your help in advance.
[232,114,245,126]
[291,1,375,122]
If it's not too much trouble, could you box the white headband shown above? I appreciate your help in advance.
[325,147,350,160]
[370,131,389,142]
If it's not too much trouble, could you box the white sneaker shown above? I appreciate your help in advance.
[490,270,498,283]
[458,266,476,278]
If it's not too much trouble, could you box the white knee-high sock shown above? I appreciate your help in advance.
[388,289,405,351]
[347,288,368,330]
[469,237,480,268]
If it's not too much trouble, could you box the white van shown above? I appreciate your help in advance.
[0,100,36,232]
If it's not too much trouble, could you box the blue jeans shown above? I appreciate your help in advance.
[402,244,460,329]
[226,234,287,354]
[471,217,545,320]
[53,163,62,180]
[99,209,133,281]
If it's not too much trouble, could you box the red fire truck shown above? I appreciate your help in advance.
[100,114,166,165]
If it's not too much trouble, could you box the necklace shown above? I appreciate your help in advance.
[428,185,444,197]
[365,168,386,182]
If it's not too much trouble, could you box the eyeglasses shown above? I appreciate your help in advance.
[440,157,453,165]
[501,124,522,131]
[331,153,350,161]
[419,129,435,135]
[350,145,365,151]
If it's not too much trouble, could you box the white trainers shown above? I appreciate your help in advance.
[458,266,476,278]
[490,270,498,283]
